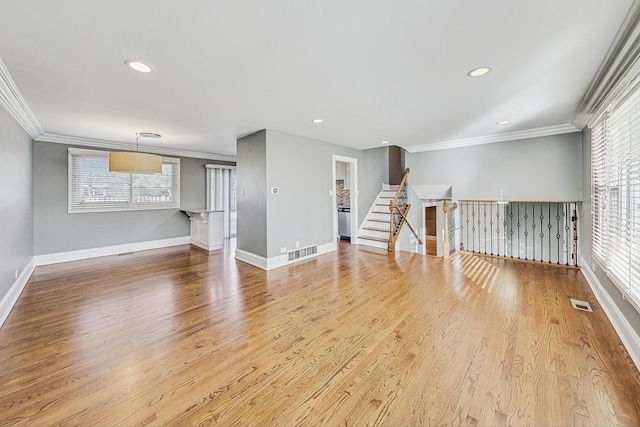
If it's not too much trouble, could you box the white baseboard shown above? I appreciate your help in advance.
[0,257,36,328]
[235,249,268,270]
[34,236,191,266]
[580,257,640,371]
[236,241,337,271]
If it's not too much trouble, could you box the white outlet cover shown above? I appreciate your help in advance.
[296,241,300,249]
[281,247,287,253]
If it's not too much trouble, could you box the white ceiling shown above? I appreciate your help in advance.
[0,0,635,157]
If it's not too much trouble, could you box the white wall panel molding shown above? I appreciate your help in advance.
[34,237,191,266]
[0,258,35,328]
[405,124,579,153]
[36,133,236,162]
[581,258,640,371]
[0,58,43,139]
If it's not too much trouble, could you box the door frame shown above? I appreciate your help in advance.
[332,155,359,246]
[422,200,444,256]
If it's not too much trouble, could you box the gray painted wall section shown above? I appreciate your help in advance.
[264,130,384,259]
[0,107,33,302]
[33,141,213,255]
[237,130,268,258]
[180,157,236,211]
[235,129,385,261]
[407,133,583,201]
[579,128,640,337]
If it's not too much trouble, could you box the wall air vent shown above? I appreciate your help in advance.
[287,245,318,262]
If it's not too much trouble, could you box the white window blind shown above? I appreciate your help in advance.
[591,78,640,313]
[68,148,180,213]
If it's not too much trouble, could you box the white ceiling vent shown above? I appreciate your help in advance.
[288,245,318,262]
[570,299,593,312]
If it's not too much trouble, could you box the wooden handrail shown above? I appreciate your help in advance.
[389,168,410,211]
[387,168,424,252]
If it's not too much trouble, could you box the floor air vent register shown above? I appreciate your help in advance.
[288,245,318,262]
[570,299,593,312]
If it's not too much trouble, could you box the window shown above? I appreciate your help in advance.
[591,77,640,314]
[69,148,180,213]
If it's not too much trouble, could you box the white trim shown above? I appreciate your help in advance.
[235,249,268,270]
[0,58,43,139]
[236,242,337,271]
[205,164,236,169]
[37,133,236,162]
[404,124,580,153]
[0,258,36,328]
[34,237,191,266]
[575,2,640,129]
[580,258,640,371]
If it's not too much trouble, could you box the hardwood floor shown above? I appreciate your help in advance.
[1,242,639,426]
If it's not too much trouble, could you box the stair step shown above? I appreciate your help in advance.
[368,219,390,223]
[371,210,390,214]
[376,203,391,206]
[358,235,389,243]
[363,227,389,232]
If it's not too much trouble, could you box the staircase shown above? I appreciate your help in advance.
[357,187,398,250]
[357,168,422,252]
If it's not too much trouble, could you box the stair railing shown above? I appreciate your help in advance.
[388,168,423,252]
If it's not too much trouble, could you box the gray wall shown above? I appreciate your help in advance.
[237,129,385,260]
[400,133,583,251]
[33,141,214,255]
[0,107,33,302]
[237,130,268,258]
[579,128,640,337]
[407,133,583,201]
[180,157,236,211]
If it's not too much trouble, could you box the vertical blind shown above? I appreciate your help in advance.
[68,148,180,213]
[591,78,640,313]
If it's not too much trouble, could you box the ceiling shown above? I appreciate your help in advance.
[0,0,635,157]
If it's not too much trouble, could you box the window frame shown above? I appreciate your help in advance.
[68,148,181,214]
[590,77,640,314]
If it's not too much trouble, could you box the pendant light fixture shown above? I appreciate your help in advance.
[109,132,163,174]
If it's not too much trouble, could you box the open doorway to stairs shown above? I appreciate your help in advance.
[332,155,358,247]
[422,201,444,256]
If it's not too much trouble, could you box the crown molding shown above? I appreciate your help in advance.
[0,57,43,139]
[36,133,236,163]
[572,0,640,129]
[403,124,580,153]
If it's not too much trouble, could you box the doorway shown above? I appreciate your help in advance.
[332,155,358,247]
[425,206,437,255]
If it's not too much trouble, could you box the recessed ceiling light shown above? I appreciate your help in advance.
[497,120,511,125]
[125,60,153,73]
[312,119,323,123]
[381,140,389,144]
[467,66,492,77]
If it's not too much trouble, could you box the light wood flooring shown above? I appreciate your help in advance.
[1,242,639,426]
